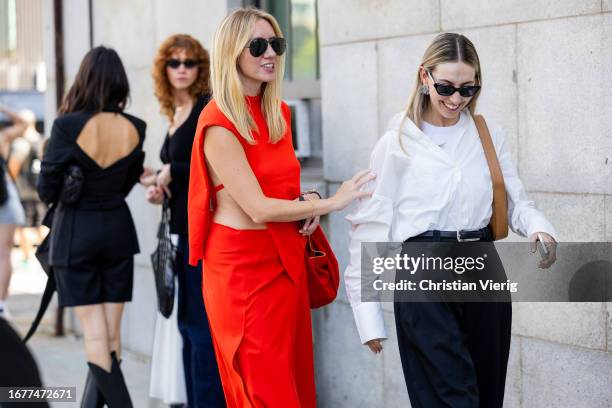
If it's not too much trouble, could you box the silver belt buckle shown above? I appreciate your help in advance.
[457,230,480,242]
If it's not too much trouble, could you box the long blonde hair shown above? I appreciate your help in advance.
[400,33,482,150]
[210,7,286,144]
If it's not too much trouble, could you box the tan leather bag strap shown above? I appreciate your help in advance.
[474,114,509,240]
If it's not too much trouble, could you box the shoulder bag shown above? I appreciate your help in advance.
[474,114,509,241]
[305,226,340,308]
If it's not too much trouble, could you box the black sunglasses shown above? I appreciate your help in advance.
[426,70,480,97]
[246,37,287,58]
[166,59,200,69]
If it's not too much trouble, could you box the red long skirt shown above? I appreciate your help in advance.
[202,222,316,407]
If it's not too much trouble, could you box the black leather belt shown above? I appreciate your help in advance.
[406,227,491,242]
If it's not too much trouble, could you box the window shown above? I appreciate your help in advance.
[247,0,319,82]
[244,0,323,164]
[0,0,17,57]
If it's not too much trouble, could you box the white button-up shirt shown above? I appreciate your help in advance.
[344,111,557,344]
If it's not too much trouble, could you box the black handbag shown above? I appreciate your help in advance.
[24,223,55,343]
[150,198,177,318]
[59,164,84,204]
[23,164,84,343]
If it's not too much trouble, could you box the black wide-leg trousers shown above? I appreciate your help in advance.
[394,300,511,408]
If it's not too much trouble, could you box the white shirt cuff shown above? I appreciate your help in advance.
[526,218,558,241]
[351,301,388,344]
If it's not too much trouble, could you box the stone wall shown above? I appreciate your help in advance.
[316,1,612,407]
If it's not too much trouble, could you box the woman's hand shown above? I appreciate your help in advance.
[140,166,158,187]
[331,169,375,211]
[365,339,384,354]
[529,232,557,269]
[146,185,164,205]
[299,192,321,236]
[156,164,172,197]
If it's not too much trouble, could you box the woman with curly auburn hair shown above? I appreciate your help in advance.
[152,34,211,123]
[144,33,224,407]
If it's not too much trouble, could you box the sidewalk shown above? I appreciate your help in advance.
[6,250,166,408]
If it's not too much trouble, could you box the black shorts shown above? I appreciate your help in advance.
[54,257,134,307]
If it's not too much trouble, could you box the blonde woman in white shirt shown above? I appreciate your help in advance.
[345,33,557,408]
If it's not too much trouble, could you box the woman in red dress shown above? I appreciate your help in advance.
[188,7,373,407]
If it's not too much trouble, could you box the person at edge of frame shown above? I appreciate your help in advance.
[0,103,27,320]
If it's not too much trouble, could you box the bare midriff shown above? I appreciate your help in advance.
[207,163,268,230]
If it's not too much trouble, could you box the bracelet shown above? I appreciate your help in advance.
[306,197,315,219]
[301,189,322,199]
[298,194,315,218]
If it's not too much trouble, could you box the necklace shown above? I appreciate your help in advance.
[172,103,191,124]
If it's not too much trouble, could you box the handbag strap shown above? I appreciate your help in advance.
[162,197,171,222]
[158,197,172,239]
[306,235,325,258]
[473,114,509,235]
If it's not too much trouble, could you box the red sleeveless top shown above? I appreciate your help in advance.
[188,95,306,279]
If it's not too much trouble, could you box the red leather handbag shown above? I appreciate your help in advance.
[305,226,340,309]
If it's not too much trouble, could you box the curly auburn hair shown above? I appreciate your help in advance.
[152,34,210,121]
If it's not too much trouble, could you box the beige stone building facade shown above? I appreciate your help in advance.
[43,1,611,406]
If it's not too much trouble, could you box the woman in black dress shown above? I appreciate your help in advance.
[37,46,145,407]
[144,34,224,407]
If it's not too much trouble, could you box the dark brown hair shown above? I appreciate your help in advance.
[152,34,210,121]
[58,46,130,115]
